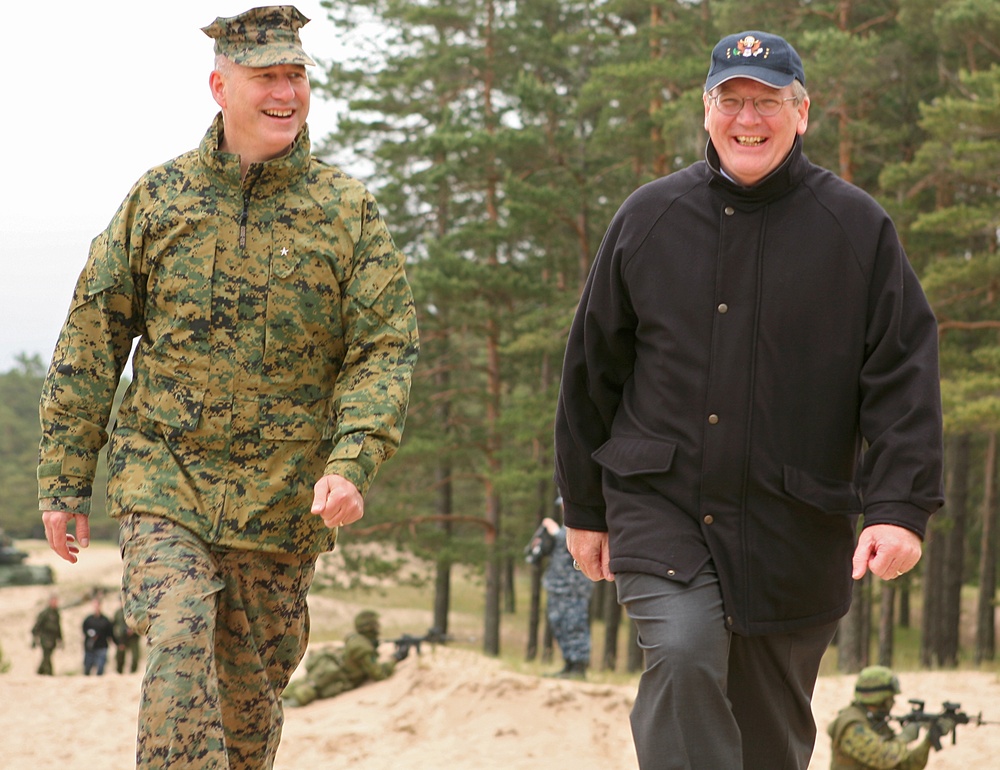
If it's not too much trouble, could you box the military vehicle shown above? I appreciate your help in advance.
[0,526,54,587]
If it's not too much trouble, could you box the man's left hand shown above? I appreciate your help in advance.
[311,474,364,529]
[852,524,922,581]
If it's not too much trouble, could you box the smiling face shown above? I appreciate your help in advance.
[209,59,310,172]
[703,77,809,187]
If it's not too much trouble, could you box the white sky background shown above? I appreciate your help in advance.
[0,1,352,372]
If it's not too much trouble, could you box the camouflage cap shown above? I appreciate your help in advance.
[202,6,316,67]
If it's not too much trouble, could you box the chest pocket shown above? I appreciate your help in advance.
[264,229,343,382]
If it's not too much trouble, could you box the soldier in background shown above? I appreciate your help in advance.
[113,601,141,674]
[37,6,417,768]
[31,593,63,675]
[283,610,403,707]
[82,597,115,676]
[827,666,954,769]
[528,498,594,679]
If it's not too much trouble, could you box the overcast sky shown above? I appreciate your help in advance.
[1,1,351,372]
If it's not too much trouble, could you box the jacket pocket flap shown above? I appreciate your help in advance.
[783,465,861,514]
[260,396,331,440]
[592,436,676,477]
[136,374,205,431]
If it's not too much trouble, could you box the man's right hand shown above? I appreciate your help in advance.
[41,510,90,563]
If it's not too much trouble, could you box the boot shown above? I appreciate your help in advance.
[557,660,587,680]
[544,661,573,678]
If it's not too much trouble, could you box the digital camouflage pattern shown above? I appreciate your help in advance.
[201,5,316,68]
[543,527,593,668]
[282,626,395,707]
[120,513,315,769]
[38,114,419,555]
[31,603,63,675]
[827,703,931,770]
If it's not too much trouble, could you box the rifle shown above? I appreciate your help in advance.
[893,699,996,750]
[389,627,452,661]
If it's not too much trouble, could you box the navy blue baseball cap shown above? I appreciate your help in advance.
[705,31,805,91]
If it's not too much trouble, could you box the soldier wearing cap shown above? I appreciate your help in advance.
[555,29,942,770]
[827,666,954,769]
[38,6,417,768]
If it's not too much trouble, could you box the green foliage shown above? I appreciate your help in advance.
[5,1,998,656]
[0,355,46,538]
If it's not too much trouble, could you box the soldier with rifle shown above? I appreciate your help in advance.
[827,666,956,769]
[282,610,405,708]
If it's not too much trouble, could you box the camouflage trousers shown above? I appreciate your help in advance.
[119,514,316,769]
[547,590,592,664]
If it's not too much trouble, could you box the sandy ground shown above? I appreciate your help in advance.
[2,541,998,769]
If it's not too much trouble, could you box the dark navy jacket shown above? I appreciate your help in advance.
[554,137,943,636]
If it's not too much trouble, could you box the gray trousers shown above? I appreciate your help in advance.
[616,567,838,770]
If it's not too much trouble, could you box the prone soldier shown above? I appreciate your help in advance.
[282,610,402,708]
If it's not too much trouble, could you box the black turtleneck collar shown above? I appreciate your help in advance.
[705,135,809,208]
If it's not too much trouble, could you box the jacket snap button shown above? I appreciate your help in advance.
[704,515,714,525]
[717,303,728,314]
[724,206,735,216]
[667,569,676,577]
[708,414,719,424]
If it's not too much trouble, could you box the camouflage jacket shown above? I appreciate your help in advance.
[32,606,62,646]
[827,704,930,770]
[303,632,394,690]
[38,114,418,554]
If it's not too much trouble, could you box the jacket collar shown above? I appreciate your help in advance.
[199,112,311,194]
[705,135,808,207]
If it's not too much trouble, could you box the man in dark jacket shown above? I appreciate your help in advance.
[82,597,115,676]
[554,30,943,770]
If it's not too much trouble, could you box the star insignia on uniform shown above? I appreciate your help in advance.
[280,247,289,256]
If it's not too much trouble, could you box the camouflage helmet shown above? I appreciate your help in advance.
[854,665,900,705]
[354,610,380,635]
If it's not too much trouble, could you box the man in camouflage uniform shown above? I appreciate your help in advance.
[113,601,141,674]
[31,593,63,675]
[827,666,954,769]
[533,502,594,679]
[37,6,417,769]
[282,610,402,707]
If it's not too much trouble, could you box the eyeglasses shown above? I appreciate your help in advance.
[708,93,798,117]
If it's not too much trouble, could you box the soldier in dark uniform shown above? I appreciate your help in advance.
[827,666,954,769]
[31,593,63,675]
[282,610,402,707]
[529,501,594,679]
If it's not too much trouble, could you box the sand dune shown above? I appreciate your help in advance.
[3,542,997,769]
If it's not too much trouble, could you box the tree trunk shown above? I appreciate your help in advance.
[838,574,870,672]
[975,432,998,663]
[432,360,453,636]
[602,583,621,671]
[920,515,945,666]
[877,582,895,666]
[942,434,971,667]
